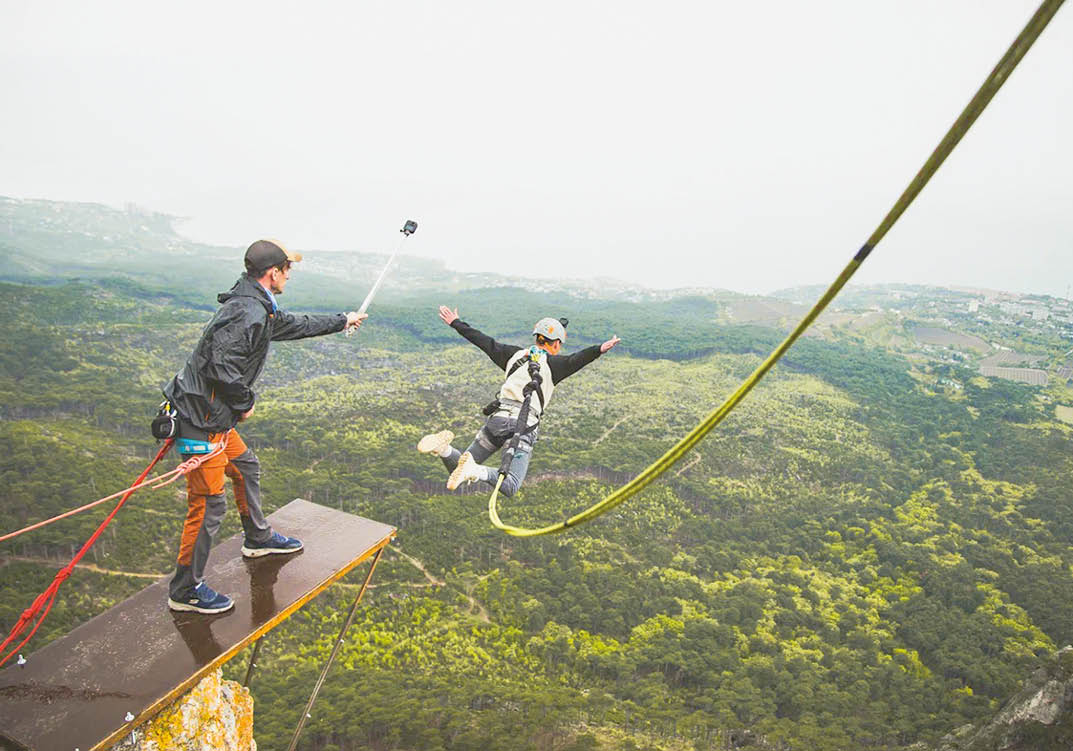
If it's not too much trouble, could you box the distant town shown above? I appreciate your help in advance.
[771,283,1073,394]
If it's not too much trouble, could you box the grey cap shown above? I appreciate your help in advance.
[533,317,567,342]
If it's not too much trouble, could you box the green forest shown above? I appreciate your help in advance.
[2,199,1073,750]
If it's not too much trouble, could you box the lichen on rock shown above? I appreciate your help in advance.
[111,669,255,751]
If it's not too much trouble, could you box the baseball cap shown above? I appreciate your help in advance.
[244,240,303,274]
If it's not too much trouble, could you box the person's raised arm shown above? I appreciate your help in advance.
[439,305,520,370]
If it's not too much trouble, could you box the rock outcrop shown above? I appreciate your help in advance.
[111,669,255,751]
[931,646,1073,751]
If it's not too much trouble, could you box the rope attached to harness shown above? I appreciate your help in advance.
[487,0,1066,537]
[0,436,228,666]
[0,439,223,544]
[496,357,543,474]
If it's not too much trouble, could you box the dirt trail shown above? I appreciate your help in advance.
[0,555,164,579]
[394,549,445,586]
[592,415,629,447]
[389,549,490,623]
[674,452,702,477]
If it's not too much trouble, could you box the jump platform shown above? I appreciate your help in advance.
[0,499,395,751]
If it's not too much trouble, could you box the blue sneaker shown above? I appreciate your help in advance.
[242,531,303,558]
[168,582,234,614]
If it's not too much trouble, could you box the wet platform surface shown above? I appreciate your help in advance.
[0,499,395,751]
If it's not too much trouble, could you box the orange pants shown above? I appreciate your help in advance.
[176,428,252,566]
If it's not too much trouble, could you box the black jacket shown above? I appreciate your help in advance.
[449,319,602,383]
[164,274,347,432]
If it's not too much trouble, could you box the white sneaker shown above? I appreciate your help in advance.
[447,451,483,491]
[417,430,454,455]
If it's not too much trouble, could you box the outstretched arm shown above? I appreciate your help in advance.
[547,335,620,384]
[439,305,521,370]
[271,309,349,340]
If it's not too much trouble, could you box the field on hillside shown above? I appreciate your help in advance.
[911,326,991,354]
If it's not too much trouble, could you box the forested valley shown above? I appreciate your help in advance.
[3,198,1073,750]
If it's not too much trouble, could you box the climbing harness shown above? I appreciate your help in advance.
[487,0,1067,537]
[174,437,221,454]
[0,436,228,665]
[346,219,418,337]
[494,349,545,481]
[483,345,548,417]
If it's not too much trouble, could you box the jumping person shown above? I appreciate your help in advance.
[163,240,366,614]
[418,305,620,496]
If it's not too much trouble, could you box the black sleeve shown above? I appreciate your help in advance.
[271,310,348,341]
[547,345,602,384]
[450,319,521,370]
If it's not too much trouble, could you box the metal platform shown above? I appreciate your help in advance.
[0,499,395,751]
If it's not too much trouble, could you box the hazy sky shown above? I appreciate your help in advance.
[2,2,1070,297]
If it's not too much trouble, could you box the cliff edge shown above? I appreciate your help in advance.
[928,646,1073,751]
[112,670,255,751]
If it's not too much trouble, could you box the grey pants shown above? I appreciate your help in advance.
[441,414,538,497]
[169,448,272,601]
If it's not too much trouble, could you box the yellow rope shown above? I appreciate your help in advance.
[489,0,1066,537]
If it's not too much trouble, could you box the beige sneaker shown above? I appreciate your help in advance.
[417,430,454,455]
[446,451,483,491]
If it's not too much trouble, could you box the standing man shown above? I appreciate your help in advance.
[164,240,366,614]
[418,306,620,496]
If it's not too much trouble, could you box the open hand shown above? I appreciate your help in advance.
[600,335,621,354]
[438,306,459,326]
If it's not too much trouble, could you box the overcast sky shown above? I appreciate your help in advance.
[2,2,1070,298]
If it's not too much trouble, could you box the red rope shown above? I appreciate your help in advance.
[0,437,227,667]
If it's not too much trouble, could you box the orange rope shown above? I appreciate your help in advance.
[0,439,227,544]
[0,436,227,666]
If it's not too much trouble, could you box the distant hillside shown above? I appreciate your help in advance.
[0,196,733,309]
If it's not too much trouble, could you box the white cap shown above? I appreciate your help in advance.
[532,317,567,342]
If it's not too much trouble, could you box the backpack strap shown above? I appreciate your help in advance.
[490,347,546,416]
